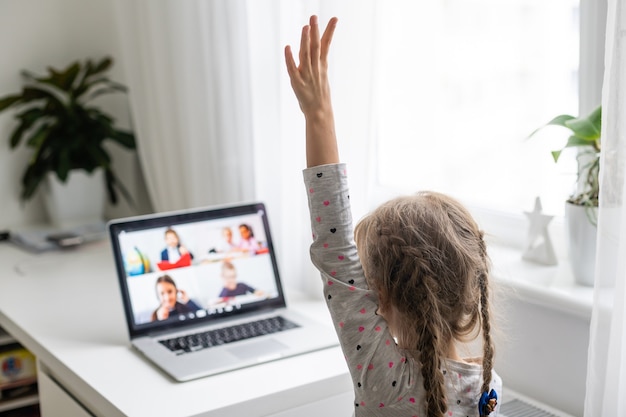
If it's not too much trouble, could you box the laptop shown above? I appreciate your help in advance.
[107,202,338,382]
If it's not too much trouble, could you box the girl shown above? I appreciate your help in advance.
[160,227,194,263]
[236,223,260,253]
[285,15,502,417]
[152,274,201,321]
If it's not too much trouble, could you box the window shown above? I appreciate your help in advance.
[373,0,583,219]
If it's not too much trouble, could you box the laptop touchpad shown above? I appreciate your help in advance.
[228,338,287,360]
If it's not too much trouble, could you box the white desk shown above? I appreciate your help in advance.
[0,240,353,417]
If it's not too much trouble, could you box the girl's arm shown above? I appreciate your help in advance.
[284,15,339,168]
[287,17,411,407]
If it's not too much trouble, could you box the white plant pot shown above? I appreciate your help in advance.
[41,169,106,228]
[565,202,597,286]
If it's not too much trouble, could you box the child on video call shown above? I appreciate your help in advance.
[235,224,260,253]
[218,260,265,299]
[160,227,194,264]
[152,274,201,321]
[285,15,501,417]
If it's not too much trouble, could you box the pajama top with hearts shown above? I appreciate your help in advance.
[303,163,502,417]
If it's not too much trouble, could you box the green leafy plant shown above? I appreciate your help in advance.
[529,105,601,210]
[0,56,136,204]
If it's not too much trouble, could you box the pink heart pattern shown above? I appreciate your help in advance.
[307,166,488,416]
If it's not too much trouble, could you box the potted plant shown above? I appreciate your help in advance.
[529,105,601,286]
[0,56,136,225]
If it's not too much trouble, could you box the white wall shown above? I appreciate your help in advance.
[495,297,589,417]
[0,0,150,230]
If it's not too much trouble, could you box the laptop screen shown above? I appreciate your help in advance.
[108,202,286,337]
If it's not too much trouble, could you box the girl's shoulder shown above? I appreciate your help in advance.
[443,356,496,380]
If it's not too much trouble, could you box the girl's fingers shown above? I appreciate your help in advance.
[310,15,320,72]
[299,24,311,77]
[284,45,297,78]
[320,17,338,64]
[286,16,337,81]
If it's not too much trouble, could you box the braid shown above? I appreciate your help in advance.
[477,231,489,265]
[476,231,495,394]
[417,279,448,417]
[479,268,495,394]
[355,194,498,415]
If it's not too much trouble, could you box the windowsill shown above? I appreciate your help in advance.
[488,243,594,321]
[369,186,594,320]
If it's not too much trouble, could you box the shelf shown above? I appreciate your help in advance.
[0,327,39,416]
[0,403,40,417]
[0,393,39,413]
[0,378,38,413]
[0,377,37,392]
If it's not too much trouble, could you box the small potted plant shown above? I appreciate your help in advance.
[0,57,136,225]
[529,105,601,286]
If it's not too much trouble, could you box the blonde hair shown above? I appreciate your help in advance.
[354,191,494,417]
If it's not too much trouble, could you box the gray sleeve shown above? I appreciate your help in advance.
[303,163,413,407]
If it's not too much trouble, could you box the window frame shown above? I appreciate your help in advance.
[367,0,606,251]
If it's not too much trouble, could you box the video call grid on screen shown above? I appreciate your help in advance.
[111,208,283,329]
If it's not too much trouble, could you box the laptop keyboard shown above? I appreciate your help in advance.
[159,316,299,355]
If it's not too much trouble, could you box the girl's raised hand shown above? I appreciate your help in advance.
[284,15,337,116]
[285,15,340,167]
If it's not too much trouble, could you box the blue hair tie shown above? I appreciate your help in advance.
[478,389,498,416]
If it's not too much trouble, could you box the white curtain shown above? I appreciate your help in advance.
[114,0,255,211]
[114,0,377,294]
[584,0,626,415]
[247,0,377,293]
